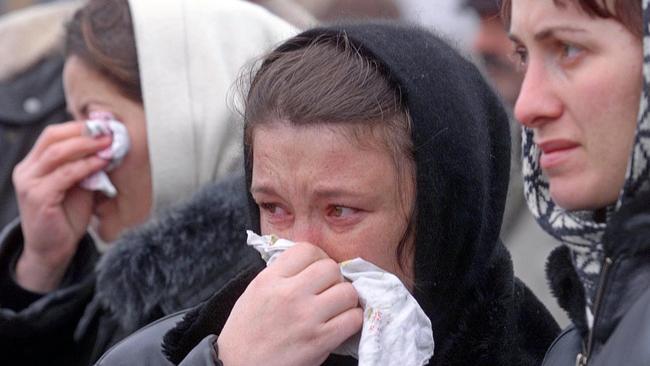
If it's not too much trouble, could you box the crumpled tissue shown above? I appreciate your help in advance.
[246,230,435,366]
[80,111,130,197]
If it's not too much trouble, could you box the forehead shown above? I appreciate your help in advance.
[510,0,588,34]
[63,57,117,101]
[252,120,393,155]
[509,0,638,49]
[252,122,388,161]
[64,56,104,89]
[250,122,399,186]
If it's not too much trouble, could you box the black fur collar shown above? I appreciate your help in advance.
[162,264,262,365]
[546,246,588,333]
[93,174,260,333]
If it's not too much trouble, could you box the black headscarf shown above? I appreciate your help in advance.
[244,21,511,335]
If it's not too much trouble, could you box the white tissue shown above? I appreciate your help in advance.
[80,112,130,197]
[246,232,294,265]
[246,230,435,366]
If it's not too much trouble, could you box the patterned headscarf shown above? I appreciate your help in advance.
[522,1,650,320]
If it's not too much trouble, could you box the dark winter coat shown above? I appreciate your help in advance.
[0,55,68,228]
[541,189,650,365]
[97,22,560,366]
[0,174,258,365]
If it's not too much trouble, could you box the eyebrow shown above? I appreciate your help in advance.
[250,184,367,200]
[250,184,277,197]
[509,26,586,43]
[312,187,365,200]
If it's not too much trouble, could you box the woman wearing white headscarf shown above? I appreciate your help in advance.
[0,1,294,364]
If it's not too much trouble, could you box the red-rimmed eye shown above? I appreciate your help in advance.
[329,205,355,218]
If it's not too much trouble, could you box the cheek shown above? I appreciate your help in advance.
[128,120,150,171]
[107,114,149,183]
[319,220,404,270]
[260,220,274,236]
[109,121,152,224]
[109,137,149,191]
[554,66,640,208]
[318,223,414,288]
[581,71,639,166]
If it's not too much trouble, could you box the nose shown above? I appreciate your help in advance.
[289,217,323,247]
[513,58,563,128]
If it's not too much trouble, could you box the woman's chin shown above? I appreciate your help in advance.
[549,181,617,212]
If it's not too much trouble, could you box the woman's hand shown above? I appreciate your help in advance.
[217,243,363,366]
[13,121,111,293]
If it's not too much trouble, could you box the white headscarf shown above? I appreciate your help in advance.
[128,0,296,213]
[522,1,650,320]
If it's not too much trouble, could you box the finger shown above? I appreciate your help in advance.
[30,135,112,177]
[43,156,109,194]
[319,306,363,352]
[26,121,88,161]
[315,281,359,322]
[295,258,344,295]
[63,186,95,234]
[269,242,330,277]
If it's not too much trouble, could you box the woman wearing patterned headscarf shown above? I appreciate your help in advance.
[502,0,648,364]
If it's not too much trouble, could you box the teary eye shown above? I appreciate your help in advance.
[260,202,274,213]
[258,202,293,227]
[328,205,357,218]
[260,202,283,215]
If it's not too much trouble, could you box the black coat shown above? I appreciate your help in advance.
[541,190,650,365]
[158,247,558,366]
[0,55,69,227]
[99,22,560,366]
[0,175,258,365]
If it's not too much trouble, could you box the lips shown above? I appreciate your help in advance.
[537,139,580,170]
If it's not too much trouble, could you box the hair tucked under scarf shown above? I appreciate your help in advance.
[522,1,650,326]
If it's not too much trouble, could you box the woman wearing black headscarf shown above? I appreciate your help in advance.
[97,23,559,365]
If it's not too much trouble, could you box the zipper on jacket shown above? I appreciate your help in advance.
[575,257,614,366]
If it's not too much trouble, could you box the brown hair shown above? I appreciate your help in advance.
[500,0,643,37]
[242,33,416,269]
[65,0,142,102]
